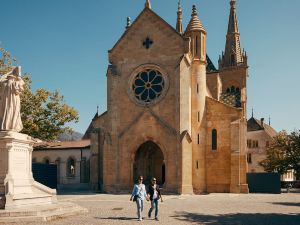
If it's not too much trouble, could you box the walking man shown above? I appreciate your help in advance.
[147,177,163,221]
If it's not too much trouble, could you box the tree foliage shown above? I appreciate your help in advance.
[260,130,300,179]
[0,47,16,73]
[1,47,79,141]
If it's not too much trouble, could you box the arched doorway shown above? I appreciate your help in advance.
[133,141,165,185]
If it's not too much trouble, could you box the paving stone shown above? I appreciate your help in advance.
[2,192,299,225]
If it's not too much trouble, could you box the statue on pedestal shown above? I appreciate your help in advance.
[0,67,24,132]
[0,66,58,210]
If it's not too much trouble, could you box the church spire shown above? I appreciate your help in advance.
[228,0,239,34]
[145,0,151,9]
[185,5,206,61]
[176,0,183,34]
[185,5,205,33]
[219,0,247,69]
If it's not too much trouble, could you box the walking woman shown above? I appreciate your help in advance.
[130,175,148,221]
[147,177,163,221]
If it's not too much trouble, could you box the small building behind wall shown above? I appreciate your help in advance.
[33,140,91,191]
[246,116,296,182]
[247,116,277,173]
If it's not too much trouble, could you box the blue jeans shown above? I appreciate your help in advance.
[148,199,158,218]
[136,198,144,219]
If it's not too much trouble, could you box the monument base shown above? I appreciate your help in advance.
[0,131,57,210]
[0,202,88,223]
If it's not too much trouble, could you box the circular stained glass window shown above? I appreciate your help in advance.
[132,70,165,104]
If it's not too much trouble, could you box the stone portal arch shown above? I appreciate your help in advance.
[133,141,165,185]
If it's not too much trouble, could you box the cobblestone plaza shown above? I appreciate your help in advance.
[8,192,300,225]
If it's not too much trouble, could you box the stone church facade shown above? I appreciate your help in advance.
[90,0,249,194]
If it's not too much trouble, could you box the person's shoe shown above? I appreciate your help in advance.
[139,218,142,221]
[155,217,159,221]
[148,212,151,218]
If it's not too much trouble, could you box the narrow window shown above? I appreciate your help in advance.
[212,129,217,150]
[252,140,256,148]
[67,157,76,177]
[195,36,199,55]
[197,84,199,93]
[247,153,252,163]
[197,112,200,122]
[197,134,200,145]
[196,160,199,169]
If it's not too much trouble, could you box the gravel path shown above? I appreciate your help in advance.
[6,192,300,225]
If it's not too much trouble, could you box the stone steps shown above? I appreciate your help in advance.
[0,202,88,223]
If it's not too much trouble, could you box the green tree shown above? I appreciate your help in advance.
[260,130,300,179]
[1,47,79,141]
[0,47,16,73]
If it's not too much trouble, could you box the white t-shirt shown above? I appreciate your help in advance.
[153,184,158,200]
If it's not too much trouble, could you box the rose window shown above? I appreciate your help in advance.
[132,70,165,104]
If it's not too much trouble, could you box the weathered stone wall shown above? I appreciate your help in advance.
[219,67,248,117]
[205,97,247,193]
[207,72,221,100]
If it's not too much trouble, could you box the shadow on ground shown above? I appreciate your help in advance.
[94,217,138,221]
[271,202,300,207]
[171,212,300,225]
[57,190,98,195]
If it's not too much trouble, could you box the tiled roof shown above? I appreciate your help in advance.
[206,55,217,72]
[34,139,90,150]
[220,90,241,108]
[247,117,277,137]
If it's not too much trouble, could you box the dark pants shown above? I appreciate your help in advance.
[148,198,158,218]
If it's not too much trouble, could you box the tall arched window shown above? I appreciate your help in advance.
[67,157,76,177]
[212,129,217,150]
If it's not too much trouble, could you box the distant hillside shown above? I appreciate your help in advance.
[58,131,83,141]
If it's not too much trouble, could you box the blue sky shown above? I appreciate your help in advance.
[1,0,299,134]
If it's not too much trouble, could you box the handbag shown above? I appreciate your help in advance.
[133,195,138,202]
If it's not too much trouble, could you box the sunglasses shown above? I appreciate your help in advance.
[152,180,156,182]
[138,179,143,181]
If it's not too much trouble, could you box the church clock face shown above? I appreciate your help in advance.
[129,67,168,106]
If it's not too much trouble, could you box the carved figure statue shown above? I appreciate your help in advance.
[0,67,24,132]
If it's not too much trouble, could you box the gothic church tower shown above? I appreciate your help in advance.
[184,5,207,192]
[219,0,248,117]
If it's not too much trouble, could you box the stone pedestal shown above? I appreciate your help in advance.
[0,131,57,210]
